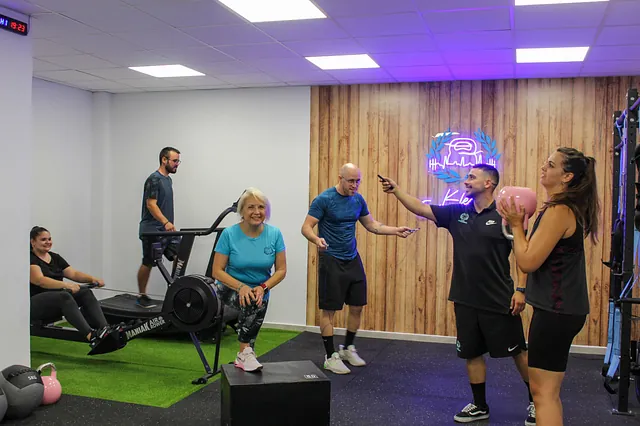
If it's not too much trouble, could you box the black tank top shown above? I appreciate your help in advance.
[525,207,590,315]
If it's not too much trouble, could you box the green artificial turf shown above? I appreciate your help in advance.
[30,328,299,408]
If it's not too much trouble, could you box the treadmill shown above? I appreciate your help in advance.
[99,197,241,336]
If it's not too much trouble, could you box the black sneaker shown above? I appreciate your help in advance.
[89,325,111,348]
[136,295,157,309]
[525,403,536,425]
[454,403,490,423]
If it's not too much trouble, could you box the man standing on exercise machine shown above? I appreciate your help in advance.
[136,147,181,308]
[380,164,535,425]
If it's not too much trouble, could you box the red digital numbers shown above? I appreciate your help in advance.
[17,24,25,33]
[10,21,16,29]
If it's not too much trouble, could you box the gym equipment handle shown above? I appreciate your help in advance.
[141,195,241,238]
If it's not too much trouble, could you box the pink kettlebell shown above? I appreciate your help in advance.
[37,363,62,405]
[495,186,537,240]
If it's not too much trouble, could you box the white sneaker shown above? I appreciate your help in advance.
[234,347,263,372]
[324,352,351,374]
[339,344,367,366]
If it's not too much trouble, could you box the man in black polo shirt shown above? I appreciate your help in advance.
[380,164,535,426]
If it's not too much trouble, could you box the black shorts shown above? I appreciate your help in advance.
[318,253,367,311]
[140,236,180,267]
[528,308,586,372]
[454,303,527,359]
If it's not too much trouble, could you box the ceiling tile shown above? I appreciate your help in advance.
[596,26,640,46]
[323,67,393,80]
[40,54,120,70]
[313,0,417,18]
[443,49,513,65]
[33,58,68,72]
[112,28,206,50]
[83,67,151,80]
[385,65,452,81]
[283,38,365,56]
[215,43,299,60]
[216,73,282,84]
[423,9,511,34]
[26,0,91,13]
[255,18,350,41]
[604,0,640,26]
[46,33,143,55]
[29,12,101,38]
[514,28,598,49]
[587,45,640,61]
[266,69,335,83]
[434,30,513,50]
[370,52,444,67]
[334,13,427,38]
[2,0,48,14]
[182,24,273,46]
[515,63,584,76]
[192,61,259,75]
[34,69,105,83]
[116,78,189,88]
[355,35,436,53]
[32,38,83,57]
[415,0,510,10]
[513,3,608,30]
[60,2,169,33]
[581,60,640,74]
[124,0,247,27]
[450,64,514,80]
[338,77,398,84]
[286,80,338,86]
[149,47,232,64]
[242,57,320,73]
[91,50,175,68]
[162,76,229,87]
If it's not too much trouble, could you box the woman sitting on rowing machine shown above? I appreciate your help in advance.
[30,226,112,348]
[212,188,287,372]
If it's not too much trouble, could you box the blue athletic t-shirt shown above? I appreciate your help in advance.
[308,187,370,261]
[214,223,286,301]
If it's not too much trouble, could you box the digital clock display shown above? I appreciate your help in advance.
[0,13,28,36]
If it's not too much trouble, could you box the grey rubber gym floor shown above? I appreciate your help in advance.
[5,331,640,425]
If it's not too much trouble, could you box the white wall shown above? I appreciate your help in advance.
[31,79,94,271]
[0,7,32,368]
[106,87,311,326]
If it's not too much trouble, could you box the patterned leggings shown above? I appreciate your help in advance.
[215,282,268,345]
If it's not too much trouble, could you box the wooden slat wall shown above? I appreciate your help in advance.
[307,76,640,347]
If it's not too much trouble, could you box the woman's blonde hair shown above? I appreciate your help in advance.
[238,187,271,221]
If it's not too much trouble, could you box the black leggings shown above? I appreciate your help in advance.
[215,283,268,346]
[31,289,109,337]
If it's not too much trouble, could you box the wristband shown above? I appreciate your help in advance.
[516,287,526,293]
[260,283,269,293]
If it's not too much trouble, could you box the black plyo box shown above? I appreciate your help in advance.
[221,360,331,426]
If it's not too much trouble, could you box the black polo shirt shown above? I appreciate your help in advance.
[431,201,514,314]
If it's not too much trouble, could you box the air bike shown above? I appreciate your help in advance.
[31,195,242,385]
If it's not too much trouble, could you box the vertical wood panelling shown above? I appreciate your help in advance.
[307,77,639,346]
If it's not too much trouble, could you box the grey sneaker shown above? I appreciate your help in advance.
[339,344,367,366]
[324,352,351,374]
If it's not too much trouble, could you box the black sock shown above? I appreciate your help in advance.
[345,330,356,348]
[322,335,335,357]
[470,382,487,409]
[524,381,533,403]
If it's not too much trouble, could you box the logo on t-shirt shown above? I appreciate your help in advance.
[264,246,275,255]
[485,220,497,226]
[458,213,469,224]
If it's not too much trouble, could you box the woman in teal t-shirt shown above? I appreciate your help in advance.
[212,188,287,372]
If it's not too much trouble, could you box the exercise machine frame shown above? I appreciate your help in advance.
[604,87,640,415]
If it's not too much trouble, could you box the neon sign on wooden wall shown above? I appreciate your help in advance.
[422,129,502,206]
